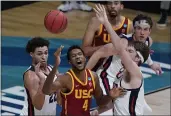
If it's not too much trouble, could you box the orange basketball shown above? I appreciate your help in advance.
[44,10,68,34]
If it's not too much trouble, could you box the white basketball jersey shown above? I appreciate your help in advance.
[96,55,124,95]
[20,65,57,116]
[114,78,144,115]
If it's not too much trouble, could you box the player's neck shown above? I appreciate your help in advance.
[108,15,122,25]
[72,68,86,79]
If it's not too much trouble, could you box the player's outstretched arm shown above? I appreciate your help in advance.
[42,46,64,95]
[86,43,116,69]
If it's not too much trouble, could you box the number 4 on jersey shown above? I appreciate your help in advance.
[83,99,88,111]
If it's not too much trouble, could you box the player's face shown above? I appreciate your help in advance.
[31,46,48,66]
[134,25,151,42]
[69,49,86,71]
[106,1,123,18]
[126,46,141,65]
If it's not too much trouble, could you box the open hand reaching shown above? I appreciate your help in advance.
[54,45,64,66]
[93,4,108,24]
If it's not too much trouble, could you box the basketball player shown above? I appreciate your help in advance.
[87,13,162,75]
[93,4,150,115]
[20,37,59,115]
[39,45,126,116]
[82,1,133,71]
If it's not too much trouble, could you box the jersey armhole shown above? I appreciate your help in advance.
[60,72,74,96]
[87,69,96,90]
[95,24,103,37]
[127,19,132,34]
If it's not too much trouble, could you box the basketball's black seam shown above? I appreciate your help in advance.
[59,16,67,33]
[56,13,65,33]
[61,16,68,32]
[44,10,53,29]
[50,11,61,31]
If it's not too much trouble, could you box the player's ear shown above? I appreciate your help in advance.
[121,4,124,10]
[68,60,71,64]
[30,52,33,57]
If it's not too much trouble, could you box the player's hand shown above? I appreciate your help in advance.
[54,45,64,66]
[93,4,108,24]
[109,87,127,99]
[150,62,162,75]
[34,62,46,81]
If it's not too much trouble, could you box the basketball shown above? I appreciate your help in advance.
[44,10,68,34]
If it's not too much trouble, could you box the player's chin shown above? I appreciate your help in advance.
[76,65,85,71]
[40,62,47,66]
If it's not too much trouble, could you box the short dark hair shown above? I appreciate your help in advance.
[106,1,123,5]
[26,37,49,53]
[128,41,150,63]
[133,14,153,28]
[67,45,85,61]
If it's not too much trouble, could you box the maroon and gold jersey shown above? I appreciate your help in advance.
[92,17,131,47]
[60,69,95,116]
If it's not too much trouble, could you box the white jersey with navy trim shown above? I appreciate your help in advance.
[120,33,151,47]
[20,65,57,116]
[96,55,124,95]
[114,78,144,115]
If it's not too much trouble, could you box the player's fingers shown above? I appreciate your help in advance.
[35,62,41,68]
[35,62,41,72]
[119,91,126,96]
[118,87,124,91]
[102,5,107,14]
[54,45,63,56]
[95,4,101,12]
[93,8,99,14]
[98,4,103,11]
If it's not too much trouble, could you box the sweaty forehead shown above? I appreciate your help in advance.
[70,49,82,55]
[35,46,48,52]
[107,1,120,4]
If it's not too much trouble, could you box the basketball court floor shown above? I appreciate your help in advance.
[1,1,171,115]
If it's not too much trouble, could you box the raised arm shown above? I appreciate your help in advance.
[94,4,141,77]
[146,37,162,75]
[41,46,65,95]
[82,17,103,56]
[86,43,116,69]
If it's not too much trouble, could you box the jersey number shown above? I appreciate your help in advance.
[49,93,57,103]
[83,99,88,111]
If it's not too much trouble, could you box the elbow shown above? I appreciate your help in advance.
[82,46,91,56]
[35,105,43,110]
[32,99,44,110]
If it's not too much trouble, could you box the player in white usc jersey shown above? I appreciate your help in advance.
[91,4,151,115]
[20,37,59,115]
